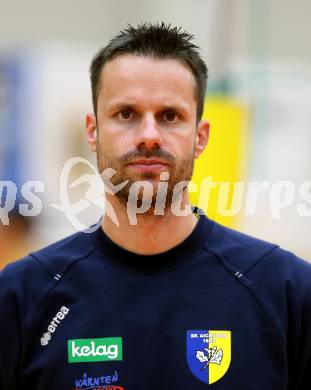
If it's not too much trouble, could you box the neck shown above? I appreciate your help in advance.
[101,190,199,255]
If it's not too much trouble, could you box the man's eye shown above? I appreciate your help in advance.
[164,111,178,122]
[118,110,132,120]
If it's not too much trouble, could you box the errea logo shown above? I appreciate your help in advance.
[40,306,70,346]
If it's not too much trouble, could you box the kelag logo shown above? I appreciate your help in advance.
[68,337,123,363]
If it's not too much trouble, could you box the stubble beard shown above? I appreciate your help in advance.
[97,143,195,216]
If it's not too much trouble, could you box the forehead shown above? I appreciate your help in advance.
[97,54,197,110]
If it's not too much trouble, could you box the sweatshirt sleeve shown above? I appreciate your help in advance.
[0,256,52,389]
[0,266,23,389]
[292,282,311,390]
[246,247,311,389]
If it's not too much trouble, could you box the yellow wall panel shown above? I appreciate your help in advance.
[190,97,249,228]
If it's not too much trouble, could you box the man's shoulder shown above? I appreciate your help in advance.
[206,221,278,272]
[205,220,311,343]
[0,229,94,287]
[0,230,90,343]
[30,229,94,275]
[205,219,311,281]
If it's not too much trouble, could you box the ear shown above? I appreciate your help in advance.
[85,113,97,152]
[194,120,210,159]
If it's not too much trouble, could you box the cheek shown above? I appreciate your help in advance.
[99,122,133,143]
[168,137,194,159]
[102,116,135,133]
[97,131,128,162]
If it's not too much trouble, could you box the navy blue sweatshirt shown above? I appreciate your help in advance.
[1,208,311,389]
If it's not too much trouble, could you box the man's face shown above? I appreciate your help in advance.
[86,54,208,210]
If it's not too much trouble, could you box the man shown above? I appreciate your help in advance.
[0,22,310,390]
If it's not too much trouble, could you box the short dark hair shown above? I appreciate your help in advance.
[90,22,208,122]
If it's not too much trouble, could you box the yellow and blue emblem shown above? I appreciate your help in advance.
[186,330,231,384]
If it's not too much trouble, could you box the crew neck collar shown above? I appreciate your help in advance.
[90,206,214,273]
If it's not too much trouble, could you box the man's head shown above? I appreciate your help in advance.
[90,22,208,123]
[86,22,210,213]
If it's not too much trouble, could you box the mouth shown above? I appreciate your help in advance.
[126,159,169,172]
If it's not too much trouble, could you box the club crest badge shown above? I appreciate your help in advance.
[186,330,231,384]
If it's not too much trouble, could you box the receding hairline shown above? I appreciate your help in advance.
[89,22,208,122]
[95,52,200,114]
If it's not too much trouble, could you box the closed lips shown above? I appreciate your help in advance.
[127,160,168,165]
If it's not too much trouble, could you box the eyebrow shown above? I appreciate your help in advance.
[106,101,190,115]
[106,102,139,112]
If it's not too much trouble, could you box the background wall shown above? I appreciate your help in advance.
[1,0,310,266]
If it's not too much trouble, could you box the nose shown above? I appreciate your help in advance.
[134,113,164,149]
